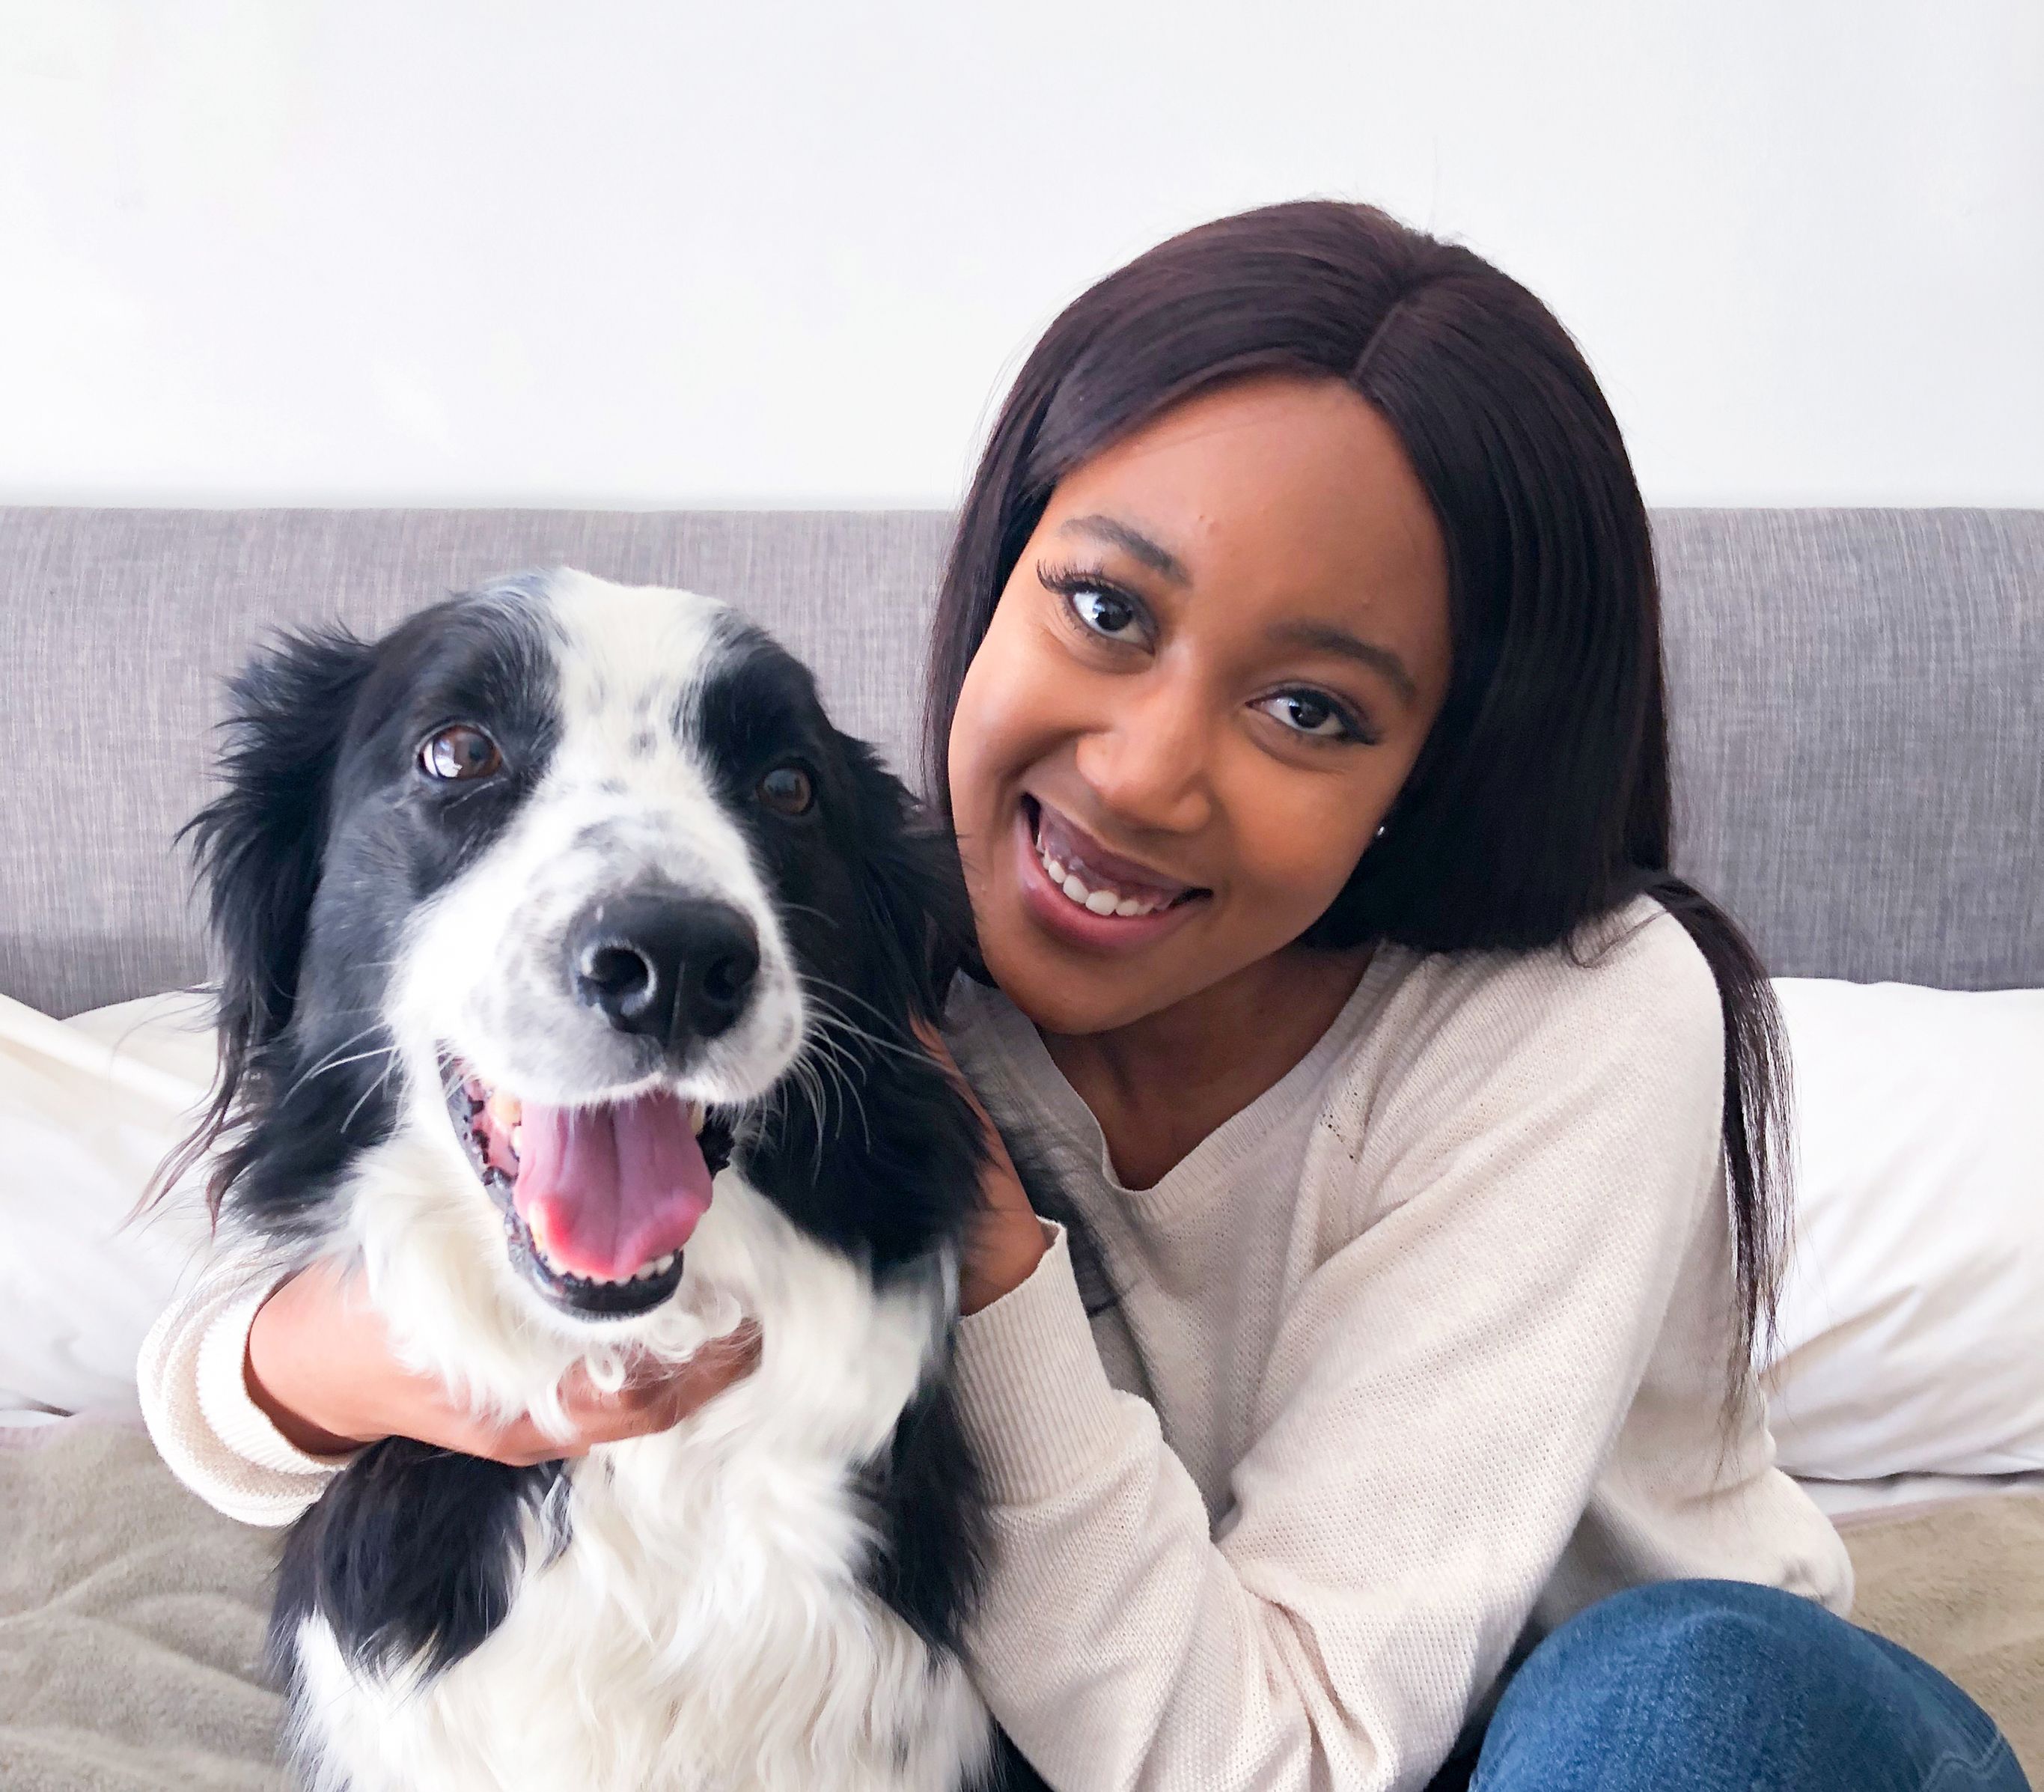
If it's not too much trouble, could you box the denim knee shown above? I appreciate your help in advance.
[1472,1578,2028,1792]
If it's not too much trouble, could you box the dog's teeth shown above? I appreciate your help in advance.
[510,1124,524,1159]
[686,1100,706,1136]
[487,1090,522,1131]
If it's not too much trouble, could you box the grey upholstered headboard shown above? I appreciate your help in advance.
[1,507,2037,1017]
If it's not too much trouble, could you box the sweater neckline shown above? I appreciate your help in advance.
[960,946,1405,1224]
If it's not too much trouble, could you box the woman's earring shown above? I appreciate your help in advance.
[1373,823,1388,841]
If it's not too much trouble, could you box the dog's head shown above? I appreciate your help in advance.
[184,570,979,1342]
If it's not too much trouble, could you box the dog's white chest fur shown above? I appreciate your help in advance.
[295,1165,992,1792]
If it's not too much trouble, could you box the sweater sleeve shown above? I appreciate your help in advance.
[136,1245,353,1526]
[948,919,1730,1791]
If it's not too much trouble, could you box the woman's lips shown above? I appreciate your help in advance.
[1011,797,1209,952]
[1030,798,1198,909]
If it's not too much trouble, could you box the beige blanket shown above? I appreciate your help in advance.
[1840,1492,2044,1776]
[0,1421,282,1791]
[2,1421,2037,1788]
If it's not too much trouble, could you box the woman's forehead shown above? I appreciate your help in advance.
[1058,380,1439,576]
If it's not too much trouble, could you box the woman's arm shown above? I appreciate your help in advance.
[137,1248,355,1526]
[948,921,1736,1791]
[138,1250,760,1526]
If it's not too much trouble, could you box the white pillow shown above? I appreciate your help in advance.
[0,990,219,1417]
[4,976,2039,1477]
[1765,978,2044,1481]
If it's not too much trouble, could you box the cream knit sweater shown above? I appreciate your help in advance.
[138,897,1852,1791]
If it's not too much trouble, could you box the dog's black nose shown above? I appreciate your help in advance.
[569,895,760,1045]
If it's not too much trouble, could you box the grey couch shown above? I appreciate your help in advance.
[1,505,2039,1020]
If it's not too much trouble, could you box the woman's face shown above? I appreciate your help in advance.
[948,373,1453,1037]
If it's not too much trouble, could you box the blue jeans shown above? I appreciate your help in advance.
[1433,1579,2031,1791]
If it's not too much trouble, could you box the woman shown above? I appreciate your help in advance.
[141,200,2028,1790]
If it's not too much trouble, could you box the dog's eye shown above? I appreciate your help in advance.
[419,724,504,782]
[757,764,814,816]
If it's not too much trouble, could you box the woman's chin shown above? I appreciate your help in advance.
[973,904,1191,1037]
[982,952,1149,1037]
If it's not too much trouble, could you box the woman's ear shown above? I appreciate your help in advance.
[177,627,377,1192]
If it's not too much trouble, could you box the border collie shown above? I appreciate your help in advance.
[180,570,1047,1792]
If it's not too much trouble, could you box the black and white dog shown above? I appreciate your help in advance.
[182,569,1046,1792]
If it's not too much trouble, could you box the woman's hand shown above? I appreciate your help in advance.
[914,1019,1050,1314]
[245,1257,762,1467]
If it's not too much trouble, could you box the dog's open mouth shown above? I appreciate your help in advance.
[442,1058,735,1320]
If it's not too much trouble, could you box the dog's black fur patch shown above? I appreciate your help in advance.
[692,625,988,1276]
[855,1368,987,1657]
[182,596,563,1245]
[272,1444,569,1683]
[984,1737,1055,1791]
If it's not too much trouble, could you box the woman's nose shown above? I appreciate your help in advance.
[1073,677,1215,837]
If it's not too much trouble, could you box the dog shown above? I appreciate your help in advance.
[178,569,1049,1792]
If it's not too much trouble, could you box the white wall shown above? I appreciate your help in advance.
[2,0,2038,509]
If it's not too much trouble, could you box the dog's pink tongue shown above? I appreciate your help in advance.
[510,1091,712,1281]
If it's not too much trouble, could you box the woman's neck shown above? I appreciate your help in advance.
[1037,940,1374,1191]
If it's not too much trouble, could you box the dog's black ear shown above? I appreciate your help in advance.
[169,627,378,1216]
[841,734,971,1023]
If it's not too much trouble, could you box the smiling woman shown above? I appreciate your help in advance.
[909,198,2028,1791]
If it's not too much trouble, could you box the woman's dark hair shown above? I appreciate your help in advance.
[921,198,1790,1392]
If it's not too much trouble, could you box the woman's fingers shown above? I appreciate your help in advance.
[469,1322,764,1466]
[252,1257,763,1468]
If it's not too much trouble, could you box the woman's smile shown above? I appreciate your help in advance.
[1011,793,1211,951]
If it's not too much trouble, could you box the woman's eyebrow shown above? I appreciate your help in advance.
[1054,514,1190,585]
[1265,618,1420,706]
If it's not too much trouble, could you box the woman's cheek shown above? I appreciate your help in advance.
[1236,787,1378,930]
[956,641,1077,804]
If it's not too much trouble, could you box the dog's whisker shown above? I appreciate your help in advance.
[797,1037,869,1162]
[278,1028,398,1107]
[799,971,924,1040]
[796,983,933,1071]
[340,1043,405,1135]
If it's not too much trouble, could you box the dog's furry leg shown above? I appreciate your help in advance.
[271,1439,570,1686]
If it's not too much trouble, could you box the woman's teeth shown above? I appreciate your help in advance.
[1036,839,1172,917]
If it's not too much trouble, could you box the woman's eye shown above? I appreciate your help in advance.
[1070,587,1144,643]
[419,723,504,781]
[757,764,815,816]
[1256,691,1358,741]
